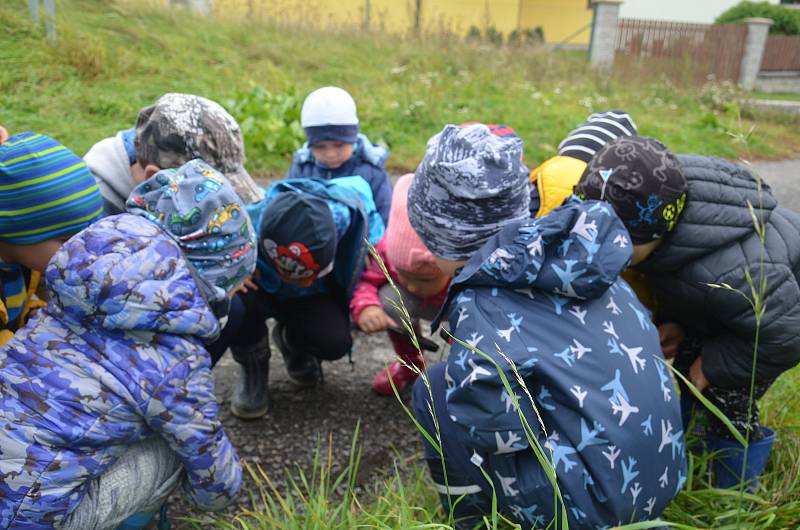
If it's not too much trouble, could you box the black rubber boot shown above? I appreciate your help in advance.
[272,322,321,387]
[230,336,270,419]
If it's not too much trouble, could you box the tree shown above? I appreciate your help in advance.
[716,1,800,35]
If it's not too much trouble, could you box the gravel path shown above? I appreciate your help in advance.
[173,160,798,526]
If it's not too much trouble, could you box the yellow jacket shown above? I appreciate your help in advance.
[531,156,655,309]
[0,270,46,347]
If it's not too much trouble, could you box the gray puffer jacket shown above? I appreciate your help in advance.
[638,155,800,389]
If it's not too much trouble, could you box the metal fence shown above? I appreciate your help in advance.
[761,34,800,71]
[614,18,748,83]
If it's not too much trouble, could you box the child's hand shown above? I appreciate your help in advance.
[0,126,8,145]
[689,357,709,392]
[658,322,684,359]
[235,270,261,295]
[358,306,397,333]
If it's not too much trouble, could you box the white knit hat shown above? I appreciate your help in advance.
[300,87,359,128]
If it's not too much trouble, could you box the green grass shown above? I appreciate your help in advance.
[193,368,800,530]
[2,0,800,180]
[751,91,800,103]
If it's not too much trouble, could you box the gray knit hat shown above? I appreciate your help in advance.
[408,124,530,261]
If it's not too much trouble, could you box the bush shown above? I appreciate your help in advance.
[716,1,800,35]
[485,25,503,46]
[524,26,545,45]
[224,85,305,165]
[465,25,482,43]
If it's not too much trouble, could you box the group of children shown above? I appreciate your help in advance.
[0,83,799,530]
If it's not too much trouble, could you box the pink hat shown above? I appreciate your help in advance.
[386,174,441,276]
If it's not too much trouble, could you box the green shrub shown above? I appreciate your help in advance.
[485,25,503,46]
[224,85,305,169]
[716,1,800,35]
[465,25,482,43]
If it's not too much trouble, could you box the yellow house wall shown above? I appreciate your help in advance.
[210,0,592,43]
[519,0,592,44]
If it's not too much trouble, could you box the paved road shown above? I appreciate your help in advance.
[751,159,800,209]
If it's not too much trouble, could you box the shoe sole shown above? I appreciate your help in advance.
[285,374,321,388]
[230,402,269,420]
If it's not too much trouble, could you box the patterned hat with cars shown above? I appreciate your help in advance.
[126,159,258,296]
[135,93,264,204]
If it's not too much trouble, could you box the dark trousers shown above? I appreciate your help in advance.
[206,293,245,367]
[231,289,352,361]
[675,344,774,441]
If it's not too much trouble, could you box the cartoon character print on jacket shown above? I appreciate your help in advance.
[262,240,330,282]
[437,197,687,528]
[0,214,241,529]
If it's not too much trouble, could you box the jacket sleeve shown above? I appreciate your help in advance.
[444,290,539,454]
[701,261,800,388]
[286,157,303,180]
[350,238,389,322]
[145,352,242,511]
[366,167,393,225]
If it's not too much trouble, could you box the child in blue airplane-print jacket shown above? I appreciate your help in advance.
[0,160,257,530]
[408,124,687,529]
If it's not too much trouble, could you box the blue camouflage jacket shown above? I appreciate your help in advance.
[286,134,393,223]
[439,198,686,528]
[0,215,241,529]
[247,176,384,309]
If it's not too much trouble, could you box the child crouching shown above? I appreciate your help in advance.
[409,124,686,528]
[352,174,450,395]
[0,160,256,529]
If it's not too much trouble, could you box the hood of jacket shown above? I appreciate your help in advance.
[437,197,633,326]
[45,214,219,339]
[639,155,777,273]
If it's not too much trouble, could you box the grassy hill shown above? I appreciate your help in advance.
[2,0,799,179]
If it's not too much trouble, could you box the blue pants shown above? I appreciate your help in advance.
[412,363,495,529]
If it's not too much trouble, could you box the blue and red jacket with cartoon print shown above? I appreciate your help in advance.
[0,214,241,529]
[436,197,687,528]
[247,176,384,308]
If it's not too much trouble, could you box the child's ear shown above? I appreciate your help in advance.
[143,164,161,180]
[0,126,8,145]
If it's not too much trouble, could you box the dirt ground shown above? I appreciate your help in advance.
[171,324,446,527]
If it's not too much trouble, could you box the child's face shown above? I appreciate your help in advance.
[396,268,450,298]
[0,237,68,272]
[434,257,468,278]
[311,141,354,170]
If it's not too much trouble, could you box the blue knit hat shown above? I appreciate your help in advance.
[408,124,530,260]
[126,159,258,298]
[0,132,104,245]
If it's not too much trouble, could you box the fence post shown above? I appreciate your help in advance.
[28,0,39,23]
[589,0,623,69]
[43,0,56,42]
[738,17,773,90]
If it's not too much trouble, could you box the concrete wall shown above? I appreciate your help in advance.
[755,71,800,93]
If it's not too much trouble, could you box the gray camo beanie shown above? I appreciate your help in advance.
[408,123,530,261]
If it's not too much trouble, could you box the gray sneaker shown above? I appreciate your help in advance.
[230,336,270,419]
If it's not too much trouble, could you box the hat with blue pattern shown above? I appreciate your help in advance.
[127,159,257,297]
